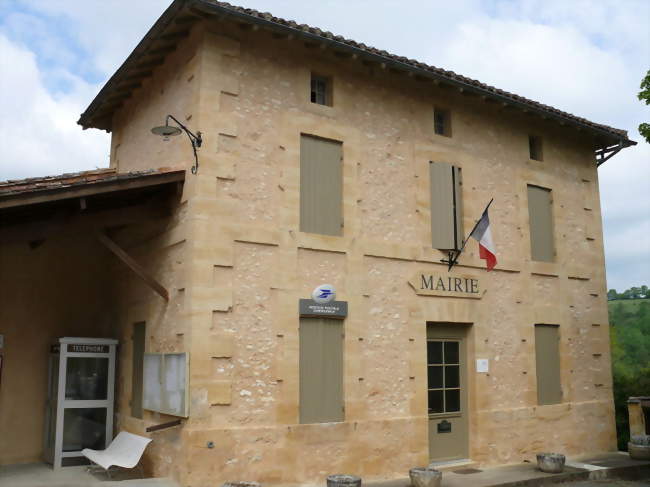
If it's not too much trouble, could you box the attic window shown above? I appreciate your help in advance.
[434,107,451,137]
[311,74,331,106]
[529,135,543,161]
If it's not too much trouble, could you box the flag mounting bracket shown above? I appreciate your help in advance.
[440,198,494,272]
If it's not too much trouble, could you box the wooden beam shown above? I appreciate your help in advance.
[160,30,190,41]
[97,231,169,301]
[146,419,182,432]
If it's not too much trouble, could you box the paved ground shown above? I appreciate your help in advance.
[564,481,650,486]
[0,463,178,487]
[1,452,648,487]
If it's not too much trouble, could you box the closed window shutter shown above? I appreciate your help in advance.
[131,322,146,419]
[300,135,343,236]
[452,166,464,249]
[430,162,463,250]
[527,185,555,262]
[299,318,344,424]
[534,324,562,405]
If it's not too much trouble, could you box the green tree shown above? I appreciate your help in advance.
[609,291,650,450]
[638,69,650,144]
[608,288,619,300]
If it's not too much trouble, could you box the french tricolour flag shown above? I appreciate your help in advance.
[470,208,497,271]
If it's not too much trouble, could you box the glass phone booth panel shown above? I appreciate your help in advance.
[44,337,117,468]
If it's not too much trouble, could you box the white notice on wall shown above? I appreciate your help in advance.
[476,359,489,373]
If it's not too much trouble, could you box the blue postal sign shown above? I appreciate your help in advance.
[299,299,348,319]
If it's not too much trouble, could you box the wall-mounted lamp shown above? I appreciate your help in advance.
[151,115,202,174]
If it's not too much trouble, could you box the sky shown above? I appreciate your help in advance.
[0,0,648,291]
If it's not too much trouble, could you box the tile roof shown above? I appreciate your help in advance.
[204,0,628,138]
[0,167,183,198]
[78,0,634,148]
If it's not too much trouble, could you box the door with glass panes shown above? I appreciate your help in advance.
[427,324,468,462]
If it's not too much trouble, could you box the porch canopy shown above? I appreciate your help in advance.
[0,167,184,467]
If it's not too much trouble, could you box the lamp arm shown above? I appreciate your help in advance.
[165,114,202,174]
[166,115,202,145]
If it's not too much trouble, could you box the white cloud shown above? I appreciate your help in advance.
[19,0,171,76]
[0,34,109,179]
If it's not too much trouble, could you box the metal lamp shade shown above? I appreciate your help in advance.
[151,125,182,137]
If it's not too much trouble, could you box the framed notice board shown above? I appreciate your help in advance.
[143,352,189,417]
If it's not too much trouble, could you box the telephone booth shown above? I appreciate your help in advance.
[44,337,117,468]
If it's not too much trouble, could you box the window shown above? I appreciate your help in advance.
[529,135,543,161]
[310,74,331,106]
[299,318,344,423]
[427,340,461,414]
[429,162,463,250]
[131,322,145,418]
[527,185,555,262]
[534,324,562,405]
[434,107,451,137]
[300,134,343,236]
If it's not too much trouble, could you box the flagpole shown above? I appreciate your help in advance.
[444,198,494,270]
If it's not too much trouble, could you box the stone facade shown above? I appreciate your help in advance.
[0,12,620,487]
[101,20,617,485]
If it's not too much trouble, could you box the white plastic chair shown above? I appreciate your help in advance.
[82,431,152,478]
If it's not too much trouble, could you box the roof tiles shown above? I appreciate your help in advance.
[0,167,183,198]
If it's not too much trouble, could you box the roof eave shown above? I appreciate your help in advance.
[78,0,634,150]
[192,0,632,146]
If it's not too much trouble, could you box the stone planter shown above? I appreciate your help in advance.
[409,467,442,487]
[629,434,650,460]
[326,474,362,487]
[536,453,565,473]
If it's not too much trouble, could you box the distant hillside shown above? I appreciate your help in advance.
[608,298,650,312]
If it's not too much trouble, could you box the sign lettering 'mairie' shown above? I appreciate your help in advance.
[420,275,479,294]
[410,271,482,299]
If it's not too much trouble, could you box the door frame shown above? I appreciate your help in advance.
[426,322,472,463]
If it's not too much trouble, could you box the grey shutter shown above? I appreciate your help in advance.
[452,166,464,249]
[430,162,462,250]
[299,318,344,424]
[131,322,146,418]
[527,185,555,262]
[300,135,343,236]
[534,324,562,405]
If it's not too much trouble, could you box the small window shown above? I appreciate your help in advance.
[434,107,451,137]
[534,324,562,405]
[310,74,331,106]
[429,162,463,250]
[427,339,461,414]
[529,135,543,161]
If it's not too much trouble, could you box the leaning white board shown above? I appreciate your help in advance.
[143,353,189,417]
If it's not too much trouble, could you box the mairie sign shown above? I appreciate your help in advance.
[408,271,482,299]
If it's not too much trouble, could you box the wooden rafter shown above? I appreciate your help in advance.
[96,231,169,301]
[596,140,625,167]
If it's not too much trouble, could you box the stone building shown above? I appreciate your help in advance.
[0,1,636,485]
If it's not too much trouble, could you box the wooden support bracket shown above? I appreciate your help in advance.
[96,231,169,301]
